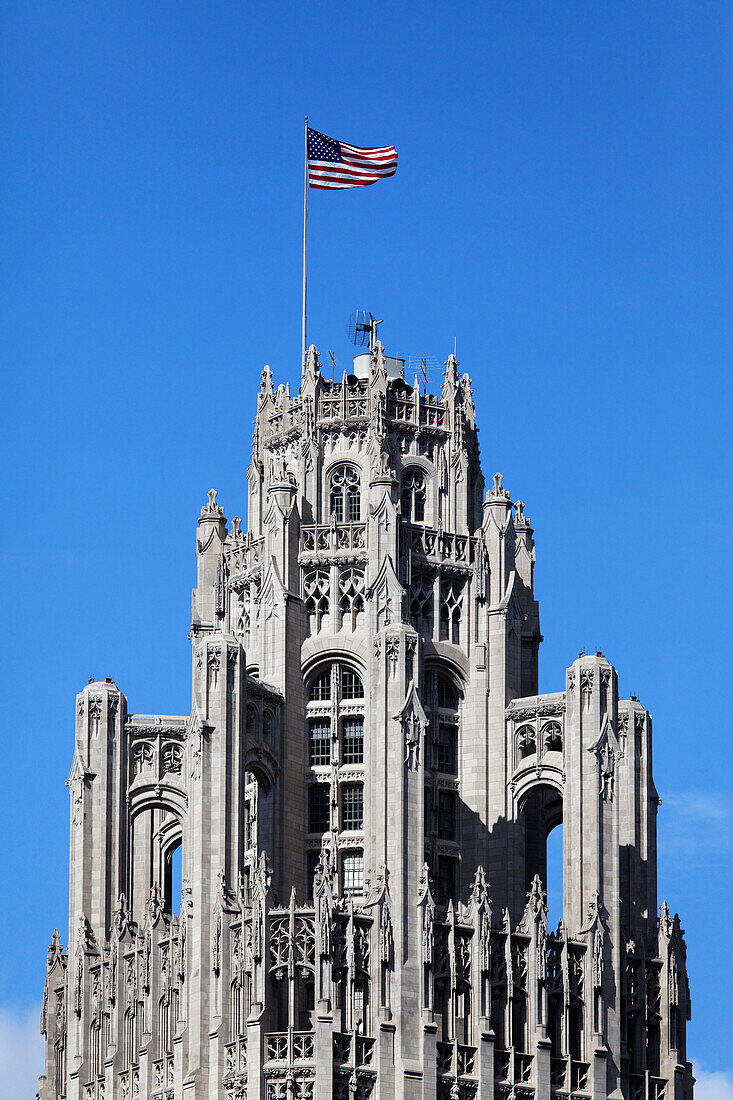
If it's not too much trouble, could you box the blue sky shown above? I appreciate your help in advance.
[1,0,731,1090]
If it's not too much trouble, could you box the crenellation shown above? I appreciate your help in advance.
[40,343,692,1100]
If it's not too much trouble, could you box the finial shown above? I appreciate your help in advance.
[200,488,225,522]
[486,472,510,501]
[259,364,273,397]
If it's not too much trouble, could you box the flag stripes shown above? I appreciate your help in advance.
[307,127,398,190]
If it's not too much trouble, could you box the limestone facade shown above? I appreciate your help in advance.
[40,344,693,1100]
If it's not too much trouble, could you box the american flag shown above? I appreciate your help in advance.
[307,128,398,190]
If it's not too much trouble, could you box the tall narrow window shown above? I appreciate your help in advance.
[306,850,319,898]
[409,572,433,634]
[341,783,364,830]
[402,468,427,522]
[308,784,330,834]
[342,718,364,764]
[437,790,457,840]
[339,567,365,629]
[330,466,360,523]
[436,855,457,904]
[304,568,330,632]
[439,578,463,644]
[309,720,331,766]
[342,850,364,895]
[164,841,182,914]
[436,723,458,774]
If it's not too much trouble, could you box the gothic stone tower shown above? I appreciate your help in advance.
[40,343,694,1100]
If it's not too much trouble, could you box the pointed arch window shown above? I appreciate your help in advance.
[409,572,433,635]
[402,468,426,522]
[439,578,463,644]
[330,465,360,523]
[339,567,365,630]
[303,568,330,632]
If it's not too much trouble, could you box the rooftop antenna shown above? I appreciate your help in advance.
[419,357,428,394]
[408,355,439,393]
[327,350,338,383]
[347,309,383,351]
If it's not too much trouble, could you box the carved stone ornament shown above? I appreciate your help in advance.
[394,681,428,770]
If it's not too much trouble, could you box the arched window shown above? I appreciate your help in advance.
[330,465,360,523]
[304,568,330,632]
[439,578,463,644]
[402,468,426,522]
[543,722,563,753]
[436,676,457,710]
[409,572,433,634]
[310,671,331,701]
[164,840,182,914]
[339,567,365,630]
[517,726,536,761]
[341,668,363,699]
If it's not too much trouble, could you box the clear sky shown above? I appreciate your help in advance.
[1,1,731,1093]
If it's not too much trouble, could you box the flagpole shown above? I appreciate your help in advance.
[302,115,308,367]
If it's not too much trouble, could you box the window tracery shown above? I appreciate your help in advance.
[339,567,365,629]
[409,572,433,634]
[303,568,330,631]
[329,465,361,523]
[402,468,427,522]
[439,578,463,644]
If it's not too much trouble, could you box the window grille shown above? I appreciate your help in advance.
[341,669,363,699]
[308,784,330,834]
[341,783,364,830]
[342,718,364,764]
[310,671,331,701]
[436,675,458,709]
[436,723,458,774]
[309,720,331,766]
[342,851,364,895]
